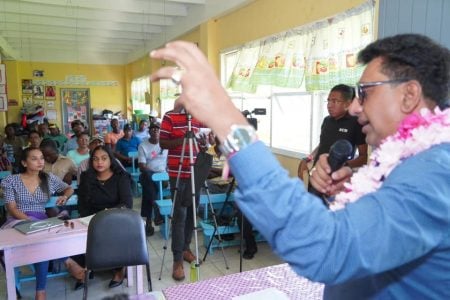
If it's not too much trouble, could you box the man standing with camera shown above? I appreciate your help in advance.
[159,106,203,281]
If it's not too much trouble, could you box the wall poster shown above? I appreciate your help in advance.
[60,88,91,134]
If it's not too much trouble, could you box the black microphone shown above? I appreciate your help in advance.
[327,139,353,172]
[308,139,353,203]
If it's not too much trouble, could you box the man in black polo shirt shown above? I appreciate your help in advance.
[298,84,368,184]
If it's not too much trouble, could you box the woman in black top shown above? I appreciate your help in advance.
[77,145,133,288]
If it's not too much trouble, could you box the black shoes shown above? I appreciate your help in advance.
[74,280,85,291]
[242,247,258,260]
[145,222,155,236]
[108,279,124,288]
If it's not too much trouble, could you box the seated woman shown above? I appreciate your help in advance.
[66,132,90,167]
[77,145,133,288]
[0,147,84,300]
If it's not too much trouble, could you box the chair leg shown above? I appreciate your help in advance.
[146,264,152,291]
[82,269,89,300]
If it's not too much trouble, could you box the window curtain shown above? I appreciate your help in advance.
[227,0,375,93]
[131,77,151,112]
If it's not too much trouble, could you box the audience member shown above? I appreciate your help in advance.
[298,84,367,200]
[149,35,450,298]
[37,123,51,140]
[0,135,12,172]
[134,120,150,142]
[77,145,133,289]
[48,124,68,153]
[67,132,90,167]
[27,130,43,148]
[40,139,77,185]
[63,120,85,155]
[114,124,140,167]
[160,107,204,281]
[0,147,83,300]
[77,135,104,183]
[137,122,167,236]
[4,123,25,172]
[104,118,124,151]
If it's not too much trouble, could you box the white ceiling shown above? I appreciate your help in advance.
[0,0,252,65]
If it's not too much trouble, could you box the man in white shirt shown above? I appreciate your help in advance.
[138,122,168,236]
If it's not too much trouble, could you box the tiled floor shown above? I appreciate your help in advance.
[0,198,282,300]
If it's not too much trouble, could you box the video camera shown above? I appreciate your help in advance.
[242,108,266,130]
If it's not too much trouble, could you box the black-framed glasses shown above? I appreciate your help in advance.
[355,79,411,105]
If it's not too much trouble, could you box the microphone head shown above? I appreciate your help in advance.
[327,139,353,171]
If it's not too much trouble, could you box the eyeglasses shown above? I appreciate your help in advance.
[355,79,410,105]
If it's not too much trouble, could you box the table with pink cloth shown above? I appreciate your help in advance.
[163,263,324,300]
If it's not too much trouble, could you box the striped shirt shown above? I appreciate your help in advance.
[160,111,202,178]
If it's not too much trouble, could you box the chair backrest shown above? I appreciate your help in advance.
[0,170,11,181]
[85,209,149,270]
[128,151,139,174]
[152,172,169,201]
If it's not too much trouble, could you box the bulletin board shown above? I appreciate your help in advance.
[60,88,91,134]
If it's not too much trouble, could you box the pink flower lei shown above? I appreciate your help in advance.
[331,107,450,211]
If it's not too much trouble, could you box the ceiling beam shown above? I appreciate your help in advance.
[10,0,188,17]
[0,36,19,60]
[0,23,160,40]
[0,12,169,33]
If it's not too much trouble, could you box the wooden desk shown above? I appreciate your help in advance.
[0,219,144,300]
[163,263,323,300]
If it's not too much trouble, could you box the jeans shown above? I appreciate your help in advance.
[170,177,201,262]
[140,170,159,219]
[34,261,49,291]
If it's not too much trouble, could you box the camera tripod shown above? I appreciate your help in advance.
[158,112,229,281]
[202,176,250,273]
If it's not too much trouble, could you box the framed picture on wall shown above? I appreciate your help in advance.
[22,79,33,94]
[22,95,33,107]
[0,94,7,111]
[0,64,5,85]
[33,85,44,99]
[45,86,56,100]
[60,88,91,134]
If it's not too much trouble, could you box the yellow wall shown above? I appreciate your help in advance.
[124,0,372,177]
[3,61,126,131]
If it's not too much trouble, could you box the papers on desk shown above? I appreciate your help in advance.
[232,288,289,300]
[78,214,95,226]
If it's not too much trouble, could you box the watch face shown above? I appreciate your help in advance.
[232,128,251,147]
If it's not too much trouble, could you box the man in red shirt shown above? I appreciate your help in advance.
[160,107,204,281]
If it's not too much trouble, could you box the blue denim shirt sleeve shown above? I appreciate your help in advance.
[229,141,450,291]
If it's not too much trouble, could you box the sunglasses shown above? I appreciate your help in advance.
[355,79,411,105]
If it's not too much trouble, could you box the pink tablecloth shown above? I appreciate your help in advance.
[163,263,324,300]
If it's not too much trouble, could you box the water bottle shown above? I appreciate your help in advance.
[190,261,198,282]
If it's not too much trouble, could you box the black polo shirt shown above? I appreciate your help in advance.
[314,113,366,163]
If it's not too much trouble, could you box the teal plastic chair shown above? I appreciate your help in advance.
[128,151,141,196]
[152,172,171,239]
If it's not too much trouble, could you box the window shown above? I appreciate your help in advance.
[131,76,150,113]
[222,51,330,158]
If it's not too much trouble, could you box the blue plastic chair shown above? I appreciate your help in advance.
[128,151,141,196]
[152,172,171,239]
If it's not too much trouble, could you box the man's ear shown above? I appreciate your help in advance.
[401,80,422,114]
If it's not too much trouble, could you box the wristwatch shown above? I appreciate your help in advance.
[220,124,258,157]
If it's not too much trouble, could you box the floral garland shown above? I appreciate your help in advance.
[331,107,450,211]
